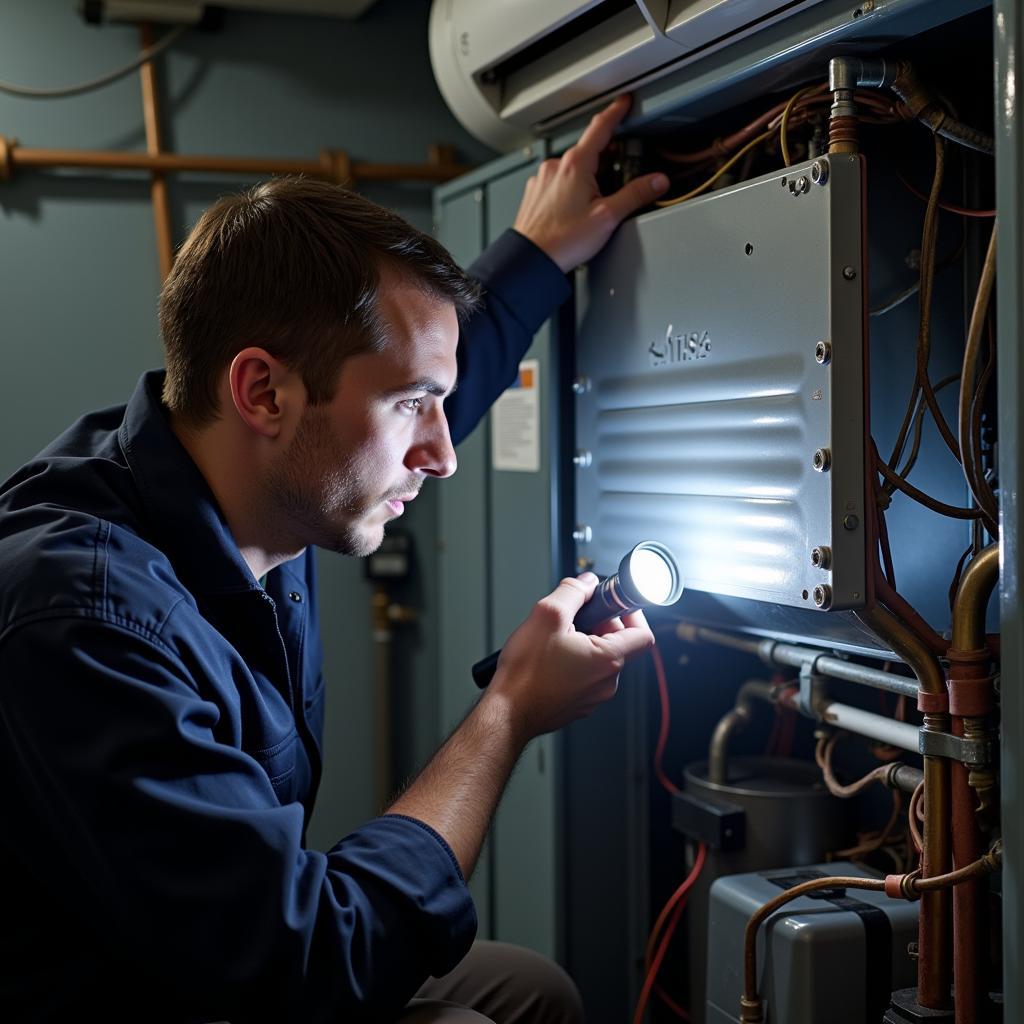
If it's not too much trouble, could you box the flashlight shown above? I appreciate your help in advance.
[471,540,683,688]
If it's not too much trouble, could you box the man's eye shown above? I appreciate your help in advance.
[399,397,424,413]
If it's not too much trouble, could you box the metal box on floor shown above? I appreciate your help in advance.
[705,861,919,1024]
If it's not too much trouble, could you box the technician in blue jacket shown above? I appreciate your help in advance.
[0,98,669,1022]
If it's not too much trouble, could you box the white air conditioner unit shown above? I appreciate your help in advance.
[429,0,824,151]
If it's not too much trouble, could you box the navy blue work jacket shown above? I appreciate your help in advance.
[0,230,570,1023]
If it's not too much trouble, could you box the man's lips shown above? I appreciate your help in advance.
[385,494,418,515]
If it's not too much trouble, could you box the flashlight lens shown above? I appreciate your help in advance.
[628,546,676,604]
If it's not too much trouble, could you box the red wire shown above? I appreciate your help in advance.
[651,644,680,796]
[654,984,689,1020]
[633,843,709,1024]
[897,171,995,218]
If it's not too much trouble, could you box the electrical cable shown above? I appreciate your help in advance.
[875,455,985,519]
[651,644,681,797]
[815,734,890,797]
[634,842,708,1024]
[779,86,818,165]
[908,780,925,855]
[914,137,964,463]
[0,26,188,99]
[958,223,999,532]
[656,127,775,207]
[896,171,995,218]
[884,135,950,477]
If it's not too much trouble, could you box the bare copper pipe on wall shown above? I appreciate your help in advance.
[139,24,173,281]
[0,140,471,185]
[860,603,952,1010]
[947,543,1000,1024]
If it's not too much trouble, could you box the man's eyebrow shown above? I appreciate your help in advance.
[386,377,458,398]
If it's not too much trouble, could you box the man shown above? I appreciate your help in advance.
[0,99,669,1022]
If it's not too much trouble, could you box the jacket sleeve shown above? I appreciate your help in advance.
[0,613,476,1023]
[445,228,572,446]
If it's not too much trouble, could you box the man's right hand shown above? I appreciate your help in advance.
[485,572,655,741]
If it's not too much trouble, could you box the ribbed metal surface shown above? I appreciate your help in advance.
[575,155,866,611]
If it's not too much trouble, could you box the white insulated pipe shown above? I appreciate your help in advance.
[820,701,920,752]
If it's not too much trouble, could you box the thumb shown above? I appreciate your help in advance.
[600,172,670,224]
[541,573,599,622]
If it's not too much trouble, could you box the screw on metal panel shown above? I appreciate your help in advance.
[811,546,833,570]
[571,377,591,395]
[812,448,832,473]
[572,525,593,544]
[843,514,860,531]
[842,265,857,280]
[572,449,593,468]
[815,341,832,364]
[795,176,810,193]
[780,176,788,187]
[813,584,833,609]
[810,160,829,185]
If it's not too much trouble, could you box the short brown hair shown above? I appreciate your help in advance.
[159,177,481,428]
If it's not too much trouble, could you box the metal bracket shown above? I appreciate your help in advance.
[797,663,826,719]
[919,729,993,765]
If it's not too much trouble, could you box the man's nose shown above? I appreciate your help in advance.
[406,409,457,479]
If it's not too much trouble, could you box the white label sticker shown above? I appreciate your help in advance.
[491,359,540,473]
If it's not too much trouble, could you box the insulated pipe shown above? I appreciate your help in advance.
[861,604,952,1011]
[818,701,919,752]
[707,679,774,784]
[947,544,1000,1024]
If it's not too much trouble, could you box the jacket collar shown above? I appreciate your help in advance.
[118,370,264,598]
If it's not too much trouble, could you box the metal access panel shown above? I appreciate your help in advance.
[574,154,866,613]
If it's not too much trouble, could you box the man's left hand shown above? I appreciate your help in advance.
[512,95,669,273]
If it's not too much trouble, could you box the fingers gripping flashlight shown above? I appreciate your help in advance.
[471,541,684,688]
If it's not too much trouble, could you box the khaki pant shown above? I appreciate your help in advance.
[398,941,585,1024]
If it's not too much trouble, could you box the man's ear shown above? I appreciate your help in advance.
[227,348,302,440]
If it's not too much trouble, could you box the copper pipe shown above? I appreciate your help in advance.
[951,544,1000,652]
[740,874,887,1023]
[946,544,999,1024]
[139,24,173,281]
[860,604,952,1009]
[0,139,470,185]
[707,679,774,784]
[951,719,983,1024]
[875,572,950,656]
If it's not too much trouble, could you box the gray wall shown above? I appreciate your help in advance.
[0,0,493,850]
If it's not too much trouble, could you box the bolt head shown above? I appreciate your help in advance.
[811,546,833,570]
[810,160,829,185]
[813,584,833,609]
[842,265,857,280]
[571,377,590,395]
[572,524,593,544]
[815,341,832,364]
[843,514,860,531]
[812,448,832,473]
[572,449,592,468]
[795,176,810,193]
